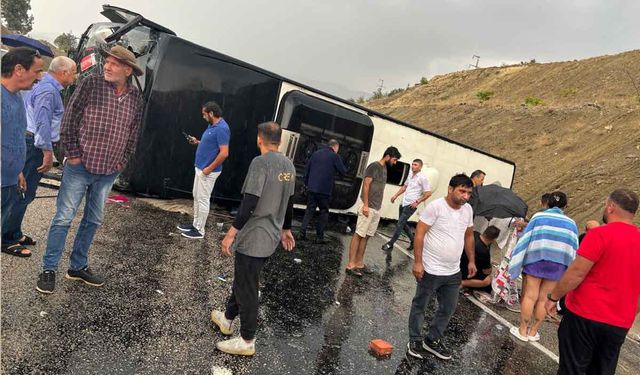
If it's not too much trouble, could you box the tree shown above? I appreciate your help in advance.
[1,0,34,34]
[54,32,78,53]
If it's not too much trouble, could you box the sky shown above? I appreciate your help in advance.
[27,0,640,99]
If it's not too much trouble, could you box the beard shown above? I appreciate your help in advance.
[385,160,394,168]
[602,214,608,224]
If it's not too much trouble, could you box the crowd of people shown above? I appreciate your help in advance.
[2,46,639,373]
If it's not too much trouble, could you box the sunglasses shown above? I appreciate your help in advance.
[29,49,41,58]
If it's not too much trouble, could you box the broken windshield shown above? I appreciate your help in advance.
[76,22,155,89]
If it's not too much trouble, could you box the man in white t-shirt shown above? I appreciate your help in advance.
[382,159,432,251]
[406,174,476,361]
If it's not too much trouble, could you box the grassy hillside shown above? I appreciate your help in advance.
[368,50,640,227]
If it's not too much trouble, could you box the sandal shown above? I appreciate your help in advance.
[345,268,363,277]
[1,244,32,257]
[18,235,36,246]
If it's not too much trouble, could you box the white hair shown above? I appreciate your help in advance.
[48,56,76,73]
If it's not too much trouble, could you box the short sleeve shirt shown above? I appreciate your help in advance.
[402,171,431,206]
[234,152,296,258]
[420,197,474,276]
[362,162,387,210]
[460,231,491,279]
[195,118,231,172]
[565,222,640,328]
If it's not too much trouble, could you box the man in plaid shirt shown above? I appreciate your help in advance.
[37,46,144,294]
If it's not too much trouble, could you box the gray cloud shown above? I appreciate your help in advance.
[29,0,640,98]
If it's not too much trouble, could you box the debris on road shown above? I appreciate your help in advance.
[369,339,394,357]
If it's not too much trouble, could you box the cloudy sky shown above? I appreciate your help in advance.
[28,0,640,99]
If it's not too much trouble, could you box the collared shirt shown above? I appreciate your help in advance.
[194,118,230,172]
[1,85,27,187]
[23,73,65,151]
[402,171,431,206]
[61,73,143,175]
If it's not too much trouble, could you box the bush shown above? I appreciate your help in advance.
[420,77,429,85]
[371,88,384,100]
[524,96,544,106]
[476,91,495,102]
[388,87,405,97]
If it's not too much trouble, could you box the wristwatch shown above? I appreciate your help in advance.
[547,293,559,302]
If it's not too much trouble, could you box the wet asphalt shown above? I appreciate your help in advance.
[2,187,639,374]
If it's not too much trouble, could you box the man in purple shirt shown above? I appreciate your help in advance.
[36,46,143,294]
[3,56,77,248]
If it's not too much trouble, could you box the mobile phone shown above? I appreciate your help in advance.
[182,131,192,141]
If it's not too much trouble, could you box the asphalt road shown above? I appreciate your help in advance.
[1,188,639,374]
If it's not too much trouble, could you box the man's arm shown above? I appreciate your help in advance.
[464,227,477,278]
[335,153,348,175]
[304,158,312,187]
[545,255,595,315]
[391,185,407,204]
[61,76,93,160]
[361,176,372,216]
[30,90,56,173]
[119,101,144,170]
[549,255,594,300]
[203,144,229,175]
[410,190,432,208]
[221,193,259,256]
[412,221,431,280]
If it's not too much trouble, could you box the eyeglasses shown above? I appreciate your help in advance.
[29,49,41,58]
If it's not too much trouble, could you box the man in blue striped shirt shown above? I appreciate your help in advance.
[3,56,77,247]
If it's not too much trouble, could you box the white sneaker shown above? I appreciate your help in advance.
[528,332,540,342]
[216,336,256,356]
[510,326,529,342]
[210,310,234,336]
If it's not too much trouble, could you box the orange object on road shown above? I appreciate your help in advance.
[369,339,393,356]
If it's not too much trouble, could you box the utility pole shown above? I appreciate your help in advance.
[377,79,385,93]
[469,55,480,69]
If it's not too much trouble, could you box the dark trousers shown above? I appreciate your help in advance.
[3,135,44,243]
[388,204,416,246]
[225,252,268,340]
[408,271,461,342]
[1,185,20,246]
[558,309,628,375]
[300,191,331,239]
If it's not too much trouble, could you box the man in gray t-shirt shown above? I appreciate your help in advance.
[345,146,401,277]
[211,122,295,357]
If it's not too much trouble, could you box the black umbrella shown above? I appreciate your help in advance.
[1,34,55,57]
[469,184,528,219]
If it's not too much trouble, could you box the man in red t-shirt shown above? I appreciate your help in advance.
[545,189,640,375]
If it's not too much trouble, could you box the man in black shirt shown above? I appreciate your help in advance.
[460,225,500,293]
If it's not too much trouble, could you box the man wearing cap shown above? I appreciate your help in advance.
[36,46,144,294]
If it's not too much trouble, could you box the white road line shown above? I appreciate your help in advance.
[375,231,560,364]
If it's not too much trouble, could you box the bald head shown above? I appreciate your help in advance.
[48,56,77,87]
[584,220,600,231]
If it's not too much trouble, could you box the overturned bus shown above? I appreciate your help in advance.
[68,5,516,220]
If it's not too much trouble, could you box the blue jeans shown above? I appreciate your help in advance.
[1,184,21,246]
[408,271,461,342]
[387,204,416,246]
[42,162,118,271]
[3,135,44,242]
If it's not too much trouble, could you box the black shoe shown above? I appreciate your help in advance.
[176,223,195,232]
[407,341,430,359]
[423,338,452,360]
[65,267,105,287]
[36,270,56,294]
[381,243,392,251]
[345,268,363,277]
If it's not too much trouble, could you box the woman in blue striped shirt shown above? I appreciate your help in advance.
[508,191,579,342]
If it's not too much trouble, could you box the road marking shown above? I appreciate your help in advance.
[376,231,560,364]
